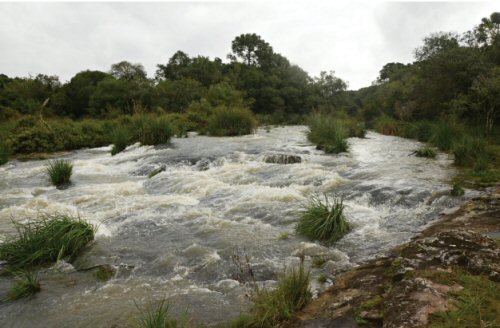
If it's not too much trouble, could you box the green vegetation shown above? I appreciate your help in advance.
[450,184,465,196]
[307,114,349,154]
[0,141,10,165]
[296,194,350,244]
[317,273,328,284]
[425,272,500,328]
[415,146,437,158]
[46,159,73,186]
[250,264,311,327]
[0,214,95,270]
[278,232,289,240]
[94,266,114,282]
[374,115,401,136]
[312,256,327,268]
[136,299,189,328]
[111,126,131,155]
[7,270,41,301]
[136,115,174,146]
[207,107,256,136]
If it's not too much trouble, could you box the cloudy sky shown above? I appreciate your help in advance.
[0,1,498,90]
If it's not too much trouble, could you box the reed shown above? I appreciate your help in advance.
[46,159,73,186]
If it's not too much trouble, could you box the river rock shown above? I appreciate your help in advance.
[264,153,302,164]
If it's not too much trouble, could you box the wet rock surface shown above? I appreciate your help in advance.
[264,153,302,164]
[292,186,500,328]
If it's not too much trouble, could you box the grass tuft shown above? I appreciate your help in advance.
[296,194,350,244]
[111,126,130,156]
[137,116,174,146]
[0,141,10,165]
[450,184,465,196]
[207,106,257,136]
[251,263,312,327]
[415,146,437,158]
[7,270,41,301]
[46,159,73,186]
[317,273,328,284]
[136,299,189,328]
[0,214,95,269]
[307,114,349,154]
[431,122,462,151]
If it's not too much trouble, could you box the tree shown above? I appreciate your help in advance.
[229,33,274,67]
[414,32,460,61]
[155,50,191,81]
[154,78,203,112]
[109,61,147,81]
[470,67,500,134]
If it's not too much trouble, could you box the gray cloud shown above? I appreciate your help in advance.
[0,2,497,89]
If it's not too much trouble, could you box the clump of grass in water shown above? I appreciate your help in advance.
[135,299,189,328]
[296,194,350,243]
[251,263,312,327]
[431,122,462,151]
[317,273,328,284]
[135,115,174,146]
[307,114,349,154]
[0,214,95,269]
[46,159,73,186]
[7,270,41,301]
[450,184,465,196]
[415,146,437,158]
[278,232,290,240]
[207,106,257,136]
[111,126,130,156]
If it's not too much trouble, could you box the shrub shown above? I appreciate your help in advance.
[207,106,257,136]
[415,146,437,158]
[136,299,189,328]
[0,141,10,165]
[373,115,400,136]
[450,184,465,196]
[0,214,95,269]
[410,121,436,142]
[453,136,490,167]
[46,159,73,186]
[431,122,462,151]
[307,114,349,154]
[111,126,130,155]
[137,116,174,146]
[7,270,41,301]
[251,263,311,327]
[296,194,350,243]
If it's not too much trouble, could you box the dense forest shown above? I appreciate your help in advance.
[0,12,499,181]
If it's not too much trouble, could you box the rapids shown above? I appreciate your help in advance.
[0,126,468,327]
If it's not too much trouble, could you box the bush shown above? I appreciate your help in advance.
[307,114,349,154]
[0,214,95,269]
[7,270,41,300]
[431,122,463,151]
[46,159,73,186]
[111,126,131,155]
[410,121,436,142]
[415,146,437,158]
[296,194,350,243]
[251,263,311,327]
[0,141,10,165]
[453,136,490,167]
[136,299,189,328]
[373,115,400,136]
[136,116,174,146]
[207,106,257,136]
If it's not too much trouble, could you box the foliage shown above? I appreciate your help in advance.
[296,194,350,244]
[0,214,95,269]
[207,106,257,136]
[135,299,189,328]
[111,126,131,155]
[250,263,311,327]
[6,270,41,301]
[415,146,437,158]
[452,135,490,167]
[450,184,465,196]
[135,115,174,145]
[430,122,463,151]
[46,159,73,186]
[0,140,10,165]
[307,114,349,154]
[374,115,401,136]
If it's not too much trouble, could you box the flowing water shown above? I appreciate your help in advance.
[0,126,468,327]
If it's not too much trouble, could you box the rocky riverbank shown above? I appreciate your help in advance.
[292,186,500,328]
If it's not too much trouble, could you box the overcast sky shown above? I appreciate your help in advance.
[0,1,498,90]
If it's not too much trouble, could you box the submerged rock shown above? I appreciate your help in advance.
[264,153,302,164]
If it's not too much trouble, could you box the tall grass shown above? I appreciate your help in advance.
[410,121,436,142]
[251,263,311,327]
[207,106,257,136]
[296,194,350,243]
[137,116,174,146]
[0,214,95,269]
[136,299,189,328]
[415,146,437,158]
[111,126,131,155]
[430,122,462,151]
[453,135,490,167]
[46,159,73,186]
[373,115,400,136]
[307,114,349,154]
[0,141,10,165]
[7,270,41,301]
